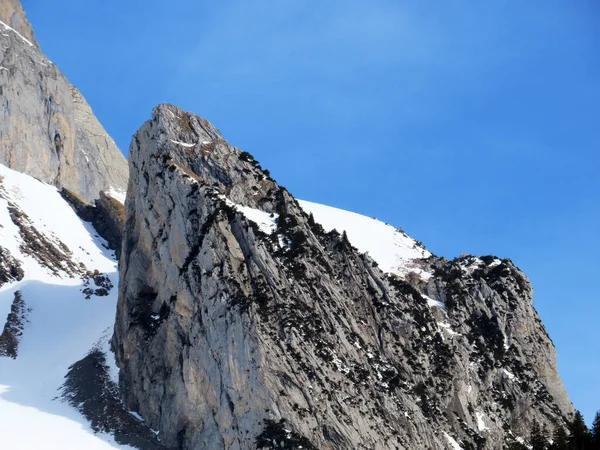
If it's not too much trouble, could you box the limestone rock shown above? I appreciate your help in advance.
[0,0,128,201]
[113,104,573,449]
[61,188,126,256]
[0,0,36,46]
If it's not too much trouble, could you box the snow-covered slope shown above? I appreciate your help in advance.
[0,157,571,449]
[0,163,131,449]
[0,161,436,449]
[298,199,432,278]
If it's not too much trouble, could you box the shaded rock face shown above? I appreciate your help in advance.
[61,188,126,256]
[114,104,573,450]
[0,0,128,201]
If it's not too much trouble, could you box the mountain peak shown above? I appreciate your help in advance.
[129,104,276,212]
[113,103,573,450]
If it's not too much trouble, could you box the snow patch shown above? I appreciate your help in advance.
[331,352,350,375]
[98,329,120,386]
[0,163,130,449]
[106,188,126,204]
[423,295,446,310]
[170,139,195,148]
[488,259,502,268]
[0,165,115,290]
[220,196,278,235]
[438,322,460,337]
[476,411,488,431]
[128,411,144,422]
[443,432,464,450]
[298,200,431,279]
[502,369,516,381]
[0,20,35,47]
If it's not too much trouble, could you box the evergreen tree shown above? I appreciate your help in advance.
[530,420,549,450]
[591,411,600,450]
[341,230,349,244]
[507,439,529,450]
[569,410,592,450]
[549,424,568,450]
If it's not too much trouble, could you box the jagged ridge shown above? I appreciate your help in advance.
[113,104,573,450]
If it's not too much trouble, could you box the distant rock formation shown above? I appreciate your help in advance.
[113,104,573,450]
[0,0,128,201]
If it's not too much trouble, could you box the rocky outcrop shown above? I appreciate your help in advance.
[113,104,573,450]
[0,0,128,201]
[0,245,23,287]
[95,191,126,252]
[0,291,29,358]
[424,255,574,422]
[7,202,82,276]
[61,188,125,256]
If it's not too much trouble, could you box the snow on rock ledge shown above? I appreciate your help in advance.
[298,199,432,279]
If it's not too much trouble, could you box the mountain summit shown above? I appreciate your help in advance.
[0,0,128,201]
[0,2,578,448]
[112,104,573,449]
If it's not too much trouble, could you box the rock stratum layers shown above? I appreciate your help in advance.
[113,104,573,450]
[0,0,128,201]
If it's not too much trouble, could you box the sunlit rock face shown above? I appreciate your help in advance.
[0,0,128,201]
[114,103,573,450]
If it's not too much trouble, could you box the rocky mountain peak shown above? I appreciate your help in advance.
[133,103,277,210]
[113,104,573,450]
[0,0,128,201]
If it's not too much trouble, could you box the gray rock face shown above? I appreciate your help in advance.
[114,104,573,450]
[0,0,128,201]
[0,0,36,46]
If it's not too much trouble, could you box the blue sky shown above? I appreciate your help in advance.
[24,1,599,423]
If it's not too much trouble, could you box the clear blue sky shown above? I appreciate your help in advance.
[24,0,599,423]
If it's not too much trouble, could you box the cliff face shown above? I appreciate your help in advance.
[0,0,128,201]
[113,104,573,450]
[0,0,36,45]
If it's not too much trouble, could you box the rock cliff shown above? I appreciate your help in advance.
[0,0,128,201]
[113,104,573,450]
[0,0,36,45]
[60,188,126,256]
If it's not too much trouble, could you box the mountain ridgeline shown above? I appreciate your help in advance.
[0,1,577,448]
[111,104,573,450]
